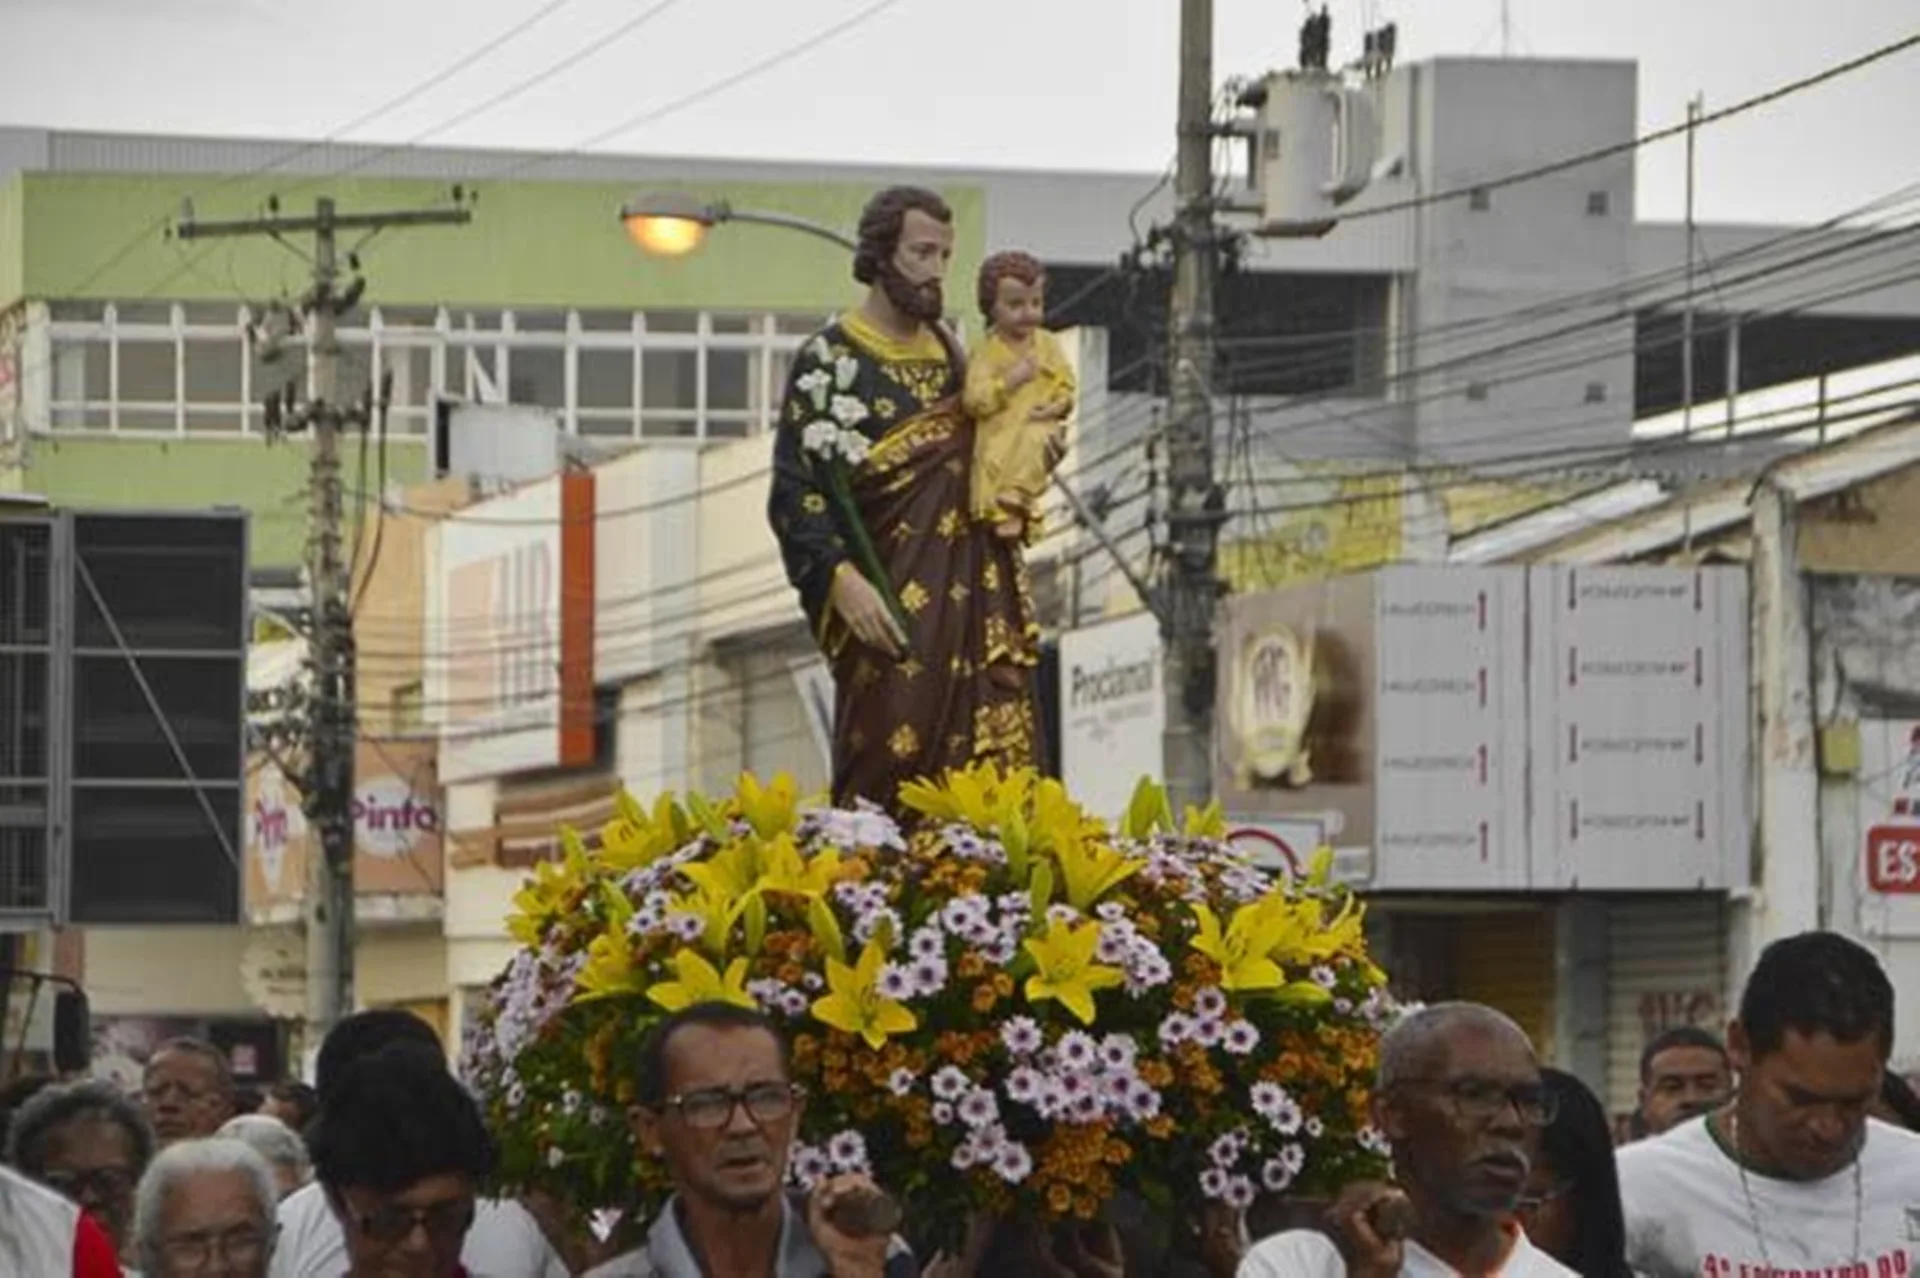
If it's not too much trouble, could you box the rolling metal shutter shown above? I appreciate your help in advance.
[1455,908,1558,1062]
[1604,896,1729,1124]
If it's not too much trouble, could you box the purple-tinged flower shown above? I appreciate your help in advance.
[1006,1066,1044,1105]
[1099,1035,1138,1073]
[1224,1175,1256,1210]
[1199,1167,1229,1200]
[887,1068,917,1097]
[878,964,914,1001]
[1094,901,1128,922]
[780,990,810,1019]
[1046,903,1083,927]
[1069,1090,1103,1123]
[1272,1096,1305,1137]
[1251,1082,1289,1122]
[1193,987,1229,1020]
[1208,1132,1243,1169]
[1222,1021,1260,1055]
[1334,997,1354,1015]
[1190,1016,1225,1049]
[1126,1081,1163,1122]
[910,959,949,997]
[958,1089,1000,1130]
[802,972,825,992]
[992,1143,1034,1184]
[791,1145,831,1188]
[1261,1157,1296,1193]
[664,913,705,942]
[932,1102,955,1126]
[1305,1116,1325,1139]
[909,926,946,961]
[941,896,990,933]
[950,1143,978,1171]
[1311,964,1338,989]
[1279,1144,1306,1177]
[1057,1031,1098,1071]
[827,1131,869,1173]
[1001,1017,1043,1057]
[932,1066,970,1101]
[854,906,903,947]
[1158,1013,1194,1048]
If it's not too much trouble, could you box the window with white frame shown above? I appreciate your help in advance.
[39,302,832,443]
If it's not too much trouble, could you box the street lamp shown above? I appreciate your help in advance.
[619,191,858,256]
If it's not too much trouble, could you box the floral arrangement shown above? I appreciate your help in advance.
[792,338,912,641]
[463,765,1396,1240]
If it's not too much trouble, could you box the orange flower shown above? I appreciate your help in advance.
[971,984,998,1013]
[1047,1184,1072,1213]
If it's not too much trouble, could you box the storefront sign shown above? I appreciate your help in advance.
[1859,722,1920,934]
[244,739,445,917]
[1528,567,1748,891]
[1058,611,1163,822]
[430,470,596,783]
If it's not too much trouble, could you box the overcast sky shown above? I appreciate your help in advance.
[0,0,1913,226]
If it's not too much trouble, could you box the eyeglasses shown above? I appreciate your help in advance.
[354,1198,476,1247]
[41,1165,135,1202]
[657,1082,804,1130]
[141,1081,222,1106]
[1397,1076,1560,1127]
[159,1223,275,1270]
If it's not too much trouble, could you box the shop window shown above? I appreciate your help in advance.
[706,348,761,413]
[508,348,565,411]
[118,341,176,406]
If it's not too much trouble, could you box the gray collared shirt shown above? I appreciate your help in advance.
[580,1194,915,1278]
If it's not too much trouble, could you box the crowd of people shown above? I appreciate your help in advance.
[0,927,1914,1276]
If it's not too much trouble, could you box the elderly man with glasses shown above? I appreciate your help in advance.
[7,1078,156,1259]
[1239,1002,1575,1278]
[132,1137,280,1278]
[582,1001,914,1278]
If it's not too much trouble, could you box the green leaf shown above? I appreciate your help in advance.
[686,793,731,841]
[742,892,769,956]
[808,896,847,965]
[1002,809,1032,878]
[1271,979,1336,1007]
[1121,777,1172,840]
[1029,860,1055,915]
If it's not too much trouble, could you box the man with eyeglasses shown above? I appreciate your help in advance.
[306,1041,497,1278]
[144,1038,239,1148]
[7,1077,156,1259]
[1239,1002,1575,1277]
[271,1009,566,1278]
[582,1001,915,1278]
[132,1136,281,1278]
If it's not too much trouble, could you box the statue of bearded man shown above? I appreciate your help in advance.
[766,186,1046,815]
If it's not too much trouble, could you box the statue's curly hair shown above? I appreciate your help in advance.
[852,186,953,286]
[976,250,1046,320]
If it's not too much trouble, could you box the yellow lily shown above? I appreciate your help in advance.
[672,882,750,959]
[811,937,917,1049]
[506,831,590,944]
[1182,799,1229,840]
[1189,899,1292,993]
[736,773,801,840]
[599,789,690,873]
[1051,834,1145,913]
[754,833,844,899]
[899,761,1033,830]
[576,928,643,1000]
[1296,892,1369,964]
[645,948,756,1013]
[677,841,762,903]
[1120,778,1174,840]
[1023,918,1125,1025]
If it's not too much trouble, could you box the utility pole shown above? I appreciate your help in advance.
[1161,0,1224,814]
[175,196,469,1046]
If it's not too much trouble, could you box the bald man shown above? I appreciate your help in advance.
[1240,1003,1574,1277]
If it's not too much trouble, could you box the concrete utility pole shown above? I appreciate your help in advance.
[175,197,469,1044]
[1161,0,1226,814]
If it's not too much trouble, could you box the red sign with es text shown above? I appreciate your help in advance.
[1865,825,1920,893]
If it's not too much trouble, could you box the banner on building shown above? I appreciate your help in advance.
[1057,611,1164,823]
[429,470,596,783]
[245,738,444,919]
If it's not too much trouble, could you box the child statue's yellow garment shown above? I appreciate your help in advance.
[962,328,1077,526]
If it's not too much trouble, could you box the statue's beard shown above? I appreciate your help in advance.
[881,264,944,323]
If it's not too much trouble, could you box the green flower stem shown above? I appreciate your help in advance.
[823,460,915,654]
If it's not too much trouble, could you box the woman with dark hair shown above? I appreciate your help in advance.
[1516,1068,1631,1278]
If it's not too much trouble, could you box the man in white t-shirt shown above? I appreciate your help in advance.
[268,1009,567,1278]
[1240,1002,1574,1278]
[1620,930,1920,1278]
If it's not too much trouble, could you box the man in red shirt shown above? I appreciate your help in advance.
[0,1160,123,1276]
